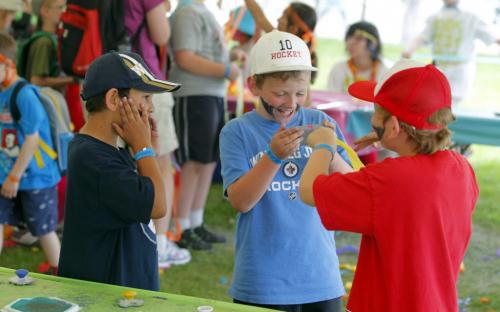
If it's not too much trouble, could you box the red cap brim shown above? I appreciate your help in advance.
[348,80,377,102]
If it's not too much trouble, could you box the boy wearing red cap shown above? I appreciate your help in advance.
[299,59,479,311]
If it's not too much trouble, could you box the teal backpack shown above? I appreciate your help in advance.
[10,81,74,174]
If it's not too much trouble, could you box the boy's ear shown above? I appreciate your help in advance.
[385,115,401,139]
[104,88,120,112]
[247,76,260,96]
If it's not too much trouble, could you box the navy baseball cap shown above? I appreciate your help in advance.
[81,51,181,100]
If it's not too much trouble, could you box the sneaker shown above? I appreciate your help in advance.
[158,240,191,267]
[157,254,171,269]
[176,229,212,251]
[11,229,39,246]
[193,224,226,244]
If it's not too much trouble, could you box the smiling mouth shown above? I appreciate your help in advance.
[273,105,297,119]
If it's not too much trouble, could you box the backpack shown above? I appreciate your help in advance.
[10,81,74,175]
[58,0,132,77]
[16,31,58,79]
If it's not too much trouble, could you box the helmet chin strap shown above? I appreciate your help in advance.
[260,97,300,122]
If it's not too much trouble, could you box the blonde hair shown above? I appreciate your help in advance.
[375,105,455,154]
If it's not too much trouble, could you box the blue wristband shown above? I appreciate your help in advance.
[134,147,156,161]
[314,144,335,160]
[224,63,231,79]
[265,145,283,165]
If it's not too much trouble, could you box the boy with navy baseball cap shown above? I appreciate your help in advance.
[59,51,180,290]
[300,59,479,311]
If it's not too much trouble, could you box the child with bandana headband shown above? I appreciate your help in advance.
[327,21,388,94]
[244,0,318,83]
[327,21,390,164]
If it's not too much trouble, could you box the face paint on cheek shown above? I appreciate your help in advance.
[261,96,301,125]
[372,125,385,140]
[0,61,17,88]
[260,97,275,117]
[0,66,5,84]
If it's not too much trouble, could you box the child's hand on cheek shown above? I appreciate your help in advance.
[112,97,152,153]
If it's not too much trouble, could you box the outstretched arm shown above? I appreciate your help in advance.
[402,36,425,59]
[244,0,274,32]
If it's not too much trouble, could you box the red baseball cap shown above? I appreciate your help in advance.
[348,59,451,130]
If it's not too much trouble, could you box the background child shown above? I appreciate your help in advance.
[403,0,500,105]
[0,32,61,274]
[169,0,242,250]
[21,0,73,88]
[126,0,191,269]
[244,0,318,83]
[220,30,351,312]
[0,0,22,33]
[327,21,388,94]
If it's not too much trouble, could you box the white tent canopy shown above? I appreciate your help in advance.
[172,0,499,46]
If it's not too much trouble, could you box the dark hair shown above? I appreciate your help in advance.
[345,21,382,61]
[0,32,17,60]
[289,2,317,33]
[85,88,129,113]
[288,3,318,83]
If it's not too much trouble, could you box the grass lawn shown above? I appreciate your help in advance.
[1,39,499,311]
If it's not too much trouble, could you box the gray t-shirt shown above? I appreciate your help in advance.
[169,3,228,97]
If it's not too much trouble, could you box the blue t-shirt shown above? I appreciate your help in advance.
[220,108,347,304]
[0,80,60,189]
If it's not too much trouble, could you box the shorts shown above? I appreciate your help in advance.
[233,297,342,312]
[173,96,225,164]
[0,186,58,236]
[152,92,179,156]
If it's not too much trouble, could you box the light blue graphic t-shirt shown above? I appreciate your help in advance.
[220,108,347,304]
[0,81,60,189]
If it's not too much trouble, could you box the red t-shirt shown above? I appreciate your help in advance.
[313,150,478,312]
